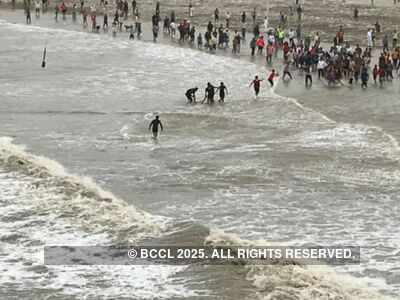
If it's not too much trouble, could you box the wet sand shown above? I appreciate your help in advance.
[3,0,400,46]
[149,0,400,47]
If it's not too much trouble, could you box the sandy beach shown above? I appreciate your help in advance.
[2,0,400,46]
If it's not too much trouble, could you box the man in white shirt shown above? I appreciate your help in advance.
[367,29,373,48]
[35,0,41,17]
[225,11,231,28]
[263,16,269,34]
[317,59,327,79]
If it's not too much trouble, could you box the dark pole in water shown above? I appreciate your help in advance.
[41,47,46,68]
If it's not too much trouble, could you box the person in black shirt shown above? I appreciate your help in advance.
[249,75,263,97]
[218,82,228,103]
[185,87,198,103]
[202,83,217,104]
[131,0,136,16]
[149,116,164,138]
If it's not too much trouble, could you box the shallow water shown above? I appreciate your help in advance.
[0,9,399,300]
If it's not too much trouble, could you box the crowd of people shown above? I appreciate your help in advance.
[22,0,400,95]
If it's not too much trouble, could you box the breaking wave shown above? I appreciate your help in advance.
[0,136,167,243]
[0,136,393,299]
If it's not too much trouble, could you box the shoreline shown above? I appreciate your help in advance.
[1,7,395,77]
[1,8,399,126]
[1,8,399,137]
[2,0,400,46]
[1,8,400,300]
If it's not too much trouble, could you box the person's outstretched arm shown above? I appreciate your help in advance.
[159,121,164,131]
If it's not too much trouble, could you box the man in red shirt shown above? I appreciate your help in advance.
[267,69,278,87]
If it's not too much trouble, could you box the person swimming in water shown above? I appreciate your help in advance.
[249,75,263,97]
[149,115,163,138]
[185,87,199,103]
[217,82,228,103]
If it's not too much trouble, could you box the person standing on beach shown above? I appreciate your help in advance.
[256,35,265,55]
[282,63,293,81]
[131,0,136,16]
[266,43,274,64]
[354,7,358,19]
[225,11,231,28]
[297,5,302,21]
[35,0,41,18]
[135,14,142,38]
[253,23,260,37]
[153,23,159,42]
[149,116,163,139]
[42,0,48,12]
[378,67,385,87]
[232,31,241,54]
[82,9,88,27]
[197,33,203,48]
[189,1,194,18]
[317,59,327,79]
[250,36,256,56]
[241,11,246,24]
[361,66,369,88]
[123,0,129,19]
[241,22,246,41]
[263,16,269,35]
[305,66,312,87]
[103,11,108,30]
[156,1,160,19]
[296,23,302,40]
[392,30,398,48]
[72,3,77,22]
[90,6,97,32]
[60,1,67,20]
[383,34,389,52]
[373,65,379,84]
[26,8,32,24]
[207,21,213,34]
[214,8,219,23]
[367,29,373,48]
[55,5,59,22]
